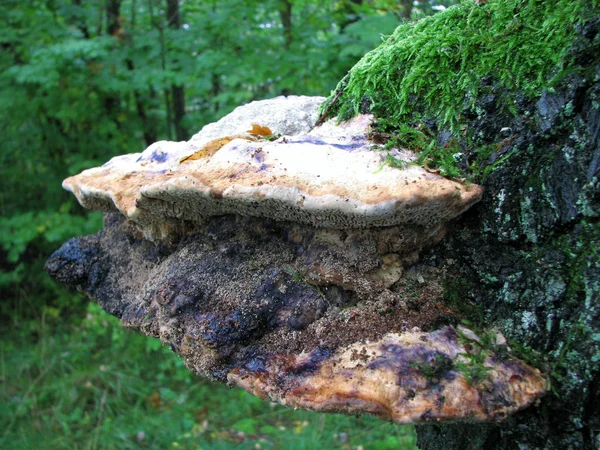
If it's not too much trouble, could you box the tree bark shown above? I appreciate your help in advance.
[278,0,293,50]
[106,0,121,37]
[166,0,187,141]
[411,18,600,450]
[147,0,173,140]
[319,5,600,448]
[104,0,122,118]
[125,0,157,146]
[399,0,413,20]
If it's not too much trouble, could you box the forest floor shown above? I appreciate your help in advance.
[1,303,416,450]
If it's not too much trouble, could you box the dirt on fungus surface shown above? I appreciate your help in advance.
[257,267,449,356]
[46,212,455,381]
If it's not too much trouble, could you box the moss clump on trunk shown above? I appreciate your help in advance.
[323,0,594,127]
[320,0,599,182]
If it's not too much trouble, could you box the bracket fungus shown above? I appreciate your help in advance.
[46,95,546,424]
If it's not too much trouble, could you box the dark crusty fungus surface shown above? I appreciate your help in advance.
[46,96,546,424]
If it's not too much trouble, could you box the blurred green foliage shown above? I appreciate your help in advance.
[0,0,451,321]
[0,303,417,449]
[0,0,452,447]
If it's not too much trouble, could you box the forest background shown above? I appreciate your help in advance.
[0,1,456,449]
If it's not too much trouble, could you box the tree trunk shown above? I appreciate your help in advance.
[104,0,122,118]
[410,19,600,450]
[126,60,158,146]
[147,0,173,140]
[126,0,157,146]
[106,0,121,37]
[399,0,413,20]
[278,0,293,50]
[166,0,187,141]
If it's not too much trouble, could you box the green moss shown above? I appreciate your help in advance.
[410,352,455,385]
[505,337,547,374]
[454,328,495,386]
[545,222,600,398]
[549,319,586,395]
[443,277,485,327]
[320,0,599,178]
[552,221,600,299]
[373,121,467,179]
[283,264,304,282]
[324,0,592,127]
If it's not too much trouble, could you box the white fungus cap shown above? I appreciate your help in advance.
[63,96,483,238]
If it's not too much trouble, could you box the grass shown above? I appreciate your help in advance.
[1,303,417,450]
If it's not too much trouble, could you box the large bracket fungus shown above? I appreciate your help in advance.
[46,96,546,424]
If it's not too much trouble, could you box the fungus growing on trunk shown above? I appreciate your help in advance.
[46,96,545,424]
